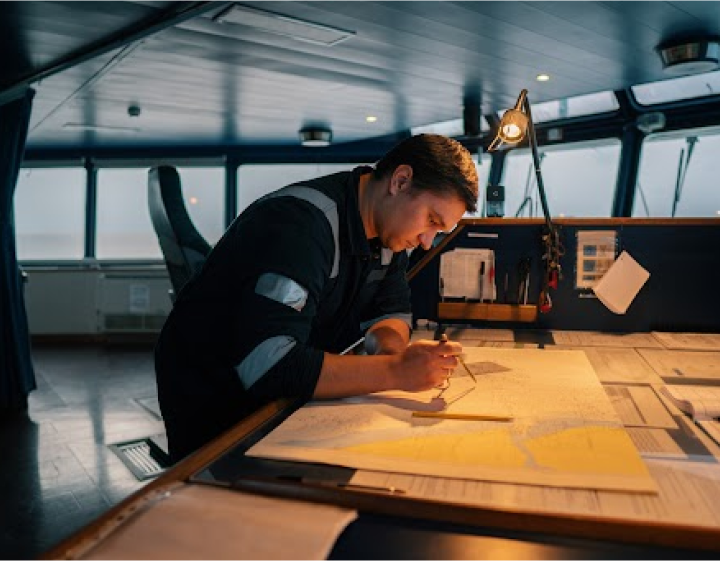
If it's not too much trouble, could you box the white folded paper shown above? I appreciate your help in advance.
[592,250,650,314]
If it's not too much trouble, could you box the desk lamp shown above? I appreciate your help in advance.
[487,89,562,313]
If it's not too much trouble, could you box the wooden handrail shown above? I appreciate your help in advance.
[42,398,298,560]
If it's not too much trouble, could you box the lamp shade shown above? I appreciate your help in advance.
[498,109,528,143]
[488,89,530,152]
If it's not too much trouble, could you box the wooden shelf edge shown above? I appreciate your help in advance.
[438,302,538,322]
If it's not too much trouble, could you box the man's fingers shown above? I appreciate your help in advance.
[438,356,459,369]
[434,342,463,355]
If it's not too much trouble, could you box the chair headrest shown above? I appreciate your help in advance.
[148,165,212,258]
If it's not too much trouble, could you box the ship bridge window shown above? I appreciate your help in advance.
[633,127,720,217]
[236,163,372,215]
[96,166,224,260]
[632,70,720,105]
[410,117,490,137]
[464,151,492,218]
[15,167,86,260]
[496,91,618,124]
[501,139,621,218]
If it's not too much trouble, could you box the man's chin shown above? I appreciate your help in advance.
[381,238,412,252]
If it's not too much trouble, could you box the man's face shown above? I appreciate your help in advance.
[377,181,467,252]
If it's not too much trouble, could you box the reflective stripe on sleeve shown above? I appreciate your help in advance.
[259,186,340,279]
[235,336,297,389]
[255,272,309,312]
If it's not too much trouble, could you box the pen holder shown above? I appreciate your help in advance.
[438,302,538,323]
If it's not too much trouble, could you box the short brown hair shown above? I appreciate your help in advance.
[373,134,478,213]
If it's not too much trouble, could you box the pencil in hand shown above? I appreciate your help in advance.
[439,334,476,382]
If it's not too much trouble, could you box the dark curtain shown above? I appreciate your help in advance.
[0,88,36,412]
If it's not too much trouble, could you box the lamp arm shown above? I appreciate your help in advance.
[523,96,563,315]
[523,97,553,231]
[486,88,563,313]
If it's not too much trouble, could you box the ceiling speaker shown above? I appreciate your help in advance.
[656,37,720,76]
[299,128,332,147]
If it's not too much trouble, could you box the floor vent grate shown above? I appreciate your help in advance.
[109,437,170,481]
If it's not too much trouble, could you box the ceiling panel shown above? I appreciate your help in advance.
[0,1,718,150]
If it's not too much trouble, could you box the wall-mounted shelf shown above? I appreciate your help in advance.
[438,302,537,323]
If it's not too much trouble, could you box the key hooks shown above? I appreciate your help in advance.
[540,225,564,314]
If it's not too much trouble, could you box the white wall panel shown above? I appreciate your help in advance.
[23,268,172,335]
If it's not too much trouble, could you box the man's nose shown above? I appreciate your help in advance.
[419,231,437,250]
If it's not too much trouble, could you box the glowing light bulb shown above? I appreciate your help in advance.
[502,123,522,140]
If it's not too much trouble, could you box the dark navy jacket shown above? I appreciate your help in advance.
[155,166,412,460]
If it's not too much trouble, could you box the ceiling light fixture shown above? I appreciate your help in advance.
[365,115,377,123]
[656,36,720,76]
[299,127,332,147]
[213,4,355,46]
[536,73,550,82]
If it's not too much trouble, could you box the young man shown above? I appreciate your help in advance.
[155,134,479,462]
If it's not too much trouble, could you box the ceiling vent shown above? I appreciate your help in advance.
[299,127,332,147]
[213,4,355,46]
[656,37,720,76]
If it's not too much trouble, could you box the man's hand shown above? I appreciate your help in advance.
[314,334,462,399]
[390,338,463,392]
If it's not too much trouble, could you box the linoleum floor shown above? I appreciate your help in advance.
[0,343,164,559]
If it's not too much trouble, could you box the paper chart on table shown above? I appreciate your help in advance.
[247,348,656,493]
[350,457,720,529]
[550,330,662,348]
[554,346,663,384]
[652,332,720,351]
[638,349,720,381]
[604,384,676,428]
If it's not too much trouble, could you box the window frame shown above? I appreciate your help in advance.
[14,163,88,264]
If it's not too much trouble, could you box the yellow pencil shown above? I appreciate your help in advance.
[412,411,512,422]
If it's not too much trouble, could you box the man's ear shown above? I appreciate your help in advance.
[389,164,413,195]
